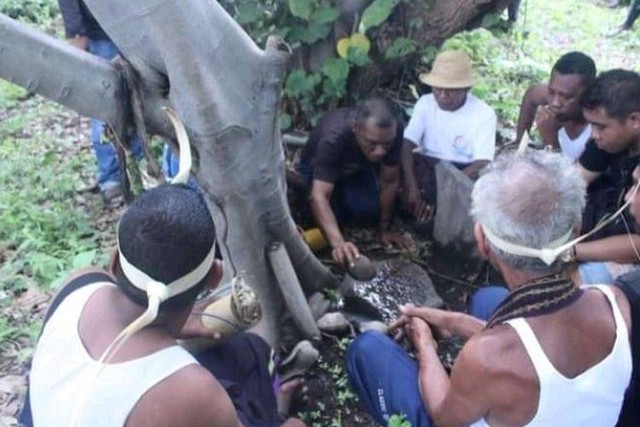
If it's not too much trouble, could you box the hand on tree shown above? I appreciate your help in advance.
[68,35,90,51]
[534,105,560,146]
[332,241,360,266]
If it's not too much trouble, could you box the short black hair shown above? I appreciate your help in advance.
[115,184,216,309]
[551,51,596,88]
[581,69,640,121]
[355,95,398,129]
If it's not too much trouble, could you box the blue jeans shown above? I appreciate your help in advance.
[89,39,143,190]
[346,286,509,426]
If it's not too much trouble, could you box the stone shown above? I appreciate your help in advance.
[340,258,444,323]
[316,312,351,333]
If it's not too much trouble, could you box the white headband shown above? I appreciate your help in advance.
[117,240,216,300]
[481,226,573,265]
[481,179,640,265]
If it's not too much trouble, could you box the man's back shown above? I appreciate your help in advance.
[463,286,632,427]
[30,281,240,427]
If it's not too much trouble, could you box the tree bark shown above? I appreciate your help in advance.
[81,0,339,347]
[0,1,339,348]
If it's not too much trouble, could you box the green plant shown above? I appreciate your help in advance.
[0,0,59,24]
[388,413,412,427]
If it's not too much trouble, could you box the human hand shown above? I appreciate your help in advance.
[534,105,560,146]
[381,231,413,251]
[179,296,224,341]
[405,316,436,354]
[400,304,454,339]
[332,241,360,266]
[68,35,90,51]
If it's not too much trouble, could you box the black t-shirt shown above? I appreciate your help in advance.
[578,139,639,237]
[579,139,638,194]
[299,108,403,184]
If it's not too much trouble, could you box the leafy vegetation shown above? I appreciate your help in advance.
[0,0,58,24]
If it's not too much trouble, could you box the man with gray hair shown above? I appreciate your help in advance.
[346,150,633,427]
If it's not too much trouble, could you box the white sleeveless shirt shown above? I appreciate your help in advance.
[471,285,631,427]
[558,124,591,162]
[30,283,198,426]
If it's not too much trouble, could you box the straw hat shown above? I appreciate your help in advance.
[419,50,475,89]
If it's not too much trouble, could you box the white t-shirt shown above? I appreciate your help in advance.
[404,93,497,164]
[558,124,591,161]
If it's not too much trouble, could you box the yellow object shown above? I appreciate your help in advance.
[303,228,328,252]
[336,33,371,59]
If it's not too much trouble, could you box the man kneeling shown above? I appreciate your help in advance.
[346,150,632,427]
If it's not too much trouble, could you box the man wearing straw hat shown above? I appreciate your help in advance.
[346,149,633,427]
[403,50,497,222]
[21,183,306,427]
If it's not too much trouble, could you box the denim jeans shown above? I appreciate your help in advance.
[88,39,143,190]
[346,286,509,427]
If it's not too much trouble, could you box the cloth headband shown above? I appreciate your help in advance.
[481,178,640,265]
[117,240,216,300]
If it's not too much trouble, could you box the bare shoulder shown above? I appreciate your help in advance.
[127,364,241,427]
[523,83,549,104]
[458,324,523,375]
[605,285,632,336]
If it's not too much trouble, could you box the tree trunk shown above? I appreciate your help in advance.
[347,0,510,96]
[0,1,338,348]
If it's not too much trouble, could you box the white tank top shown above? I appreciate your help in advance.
[30,283,198,427]
[557,124,591,161]
[470,285,631,427]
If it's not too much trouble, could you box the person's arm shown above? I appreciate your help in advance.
[379,163,411,248]
[402,139,420,207]
[461,160,490,180]
[575,234,640,264]
[310,180,359,264]
[576,162,601,186]
[407,318,494,427]
[398,305,486,340]
[379,164,399,231]
[514,84,549,145]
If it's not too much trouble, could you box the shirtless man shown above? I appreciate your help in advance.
[514,51,596,161]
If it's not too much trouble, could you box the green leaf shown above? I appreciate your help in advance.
[361,0,398,31]
[288,0,313,20]
[300,21,332,44]
[346,47,372,66]
[321,58,350,84]
[279,113,293,131]
[285,69,321,97]
[235,2,262,25]
[385,37,417,59]
[310,7,340,24]
[72,249,96,269]
[481,13,501,29]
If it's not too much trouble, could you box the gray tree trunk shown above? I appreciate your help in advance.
[0,1,338,347]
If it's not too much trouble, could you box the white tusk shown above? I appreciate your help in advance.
[164,108,192,184]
